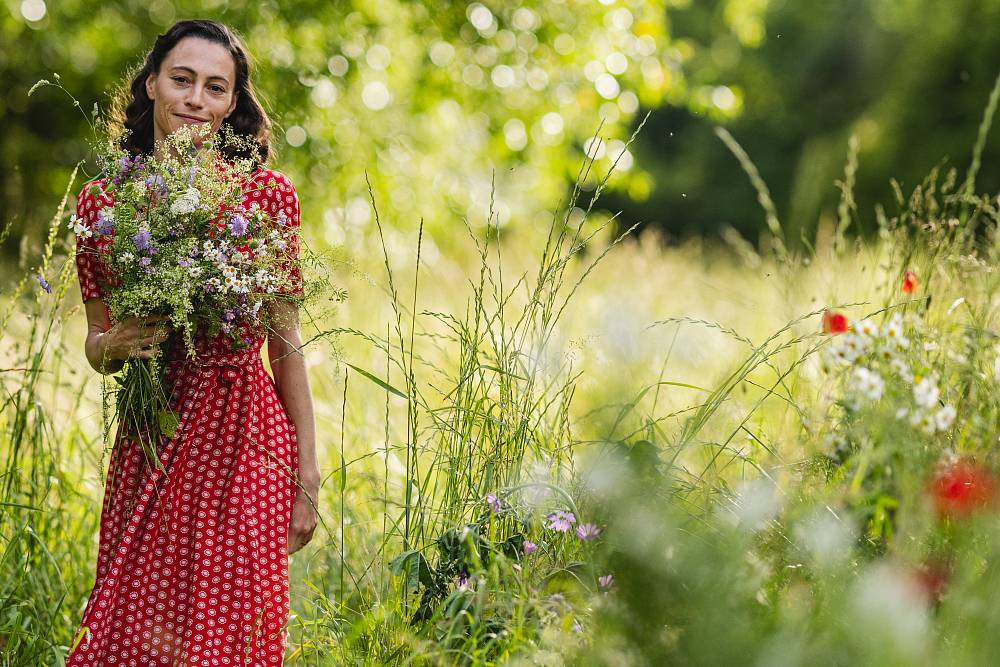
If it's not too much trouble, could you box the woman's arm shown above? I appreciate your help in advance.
[83,298,171,374]
[267,299,320,553]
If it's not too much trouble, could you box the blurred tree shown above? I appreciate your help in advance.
[611,0,1000,246]
[2,0,770,265]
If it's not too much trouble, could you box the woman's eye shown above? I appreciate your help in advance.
[172,76,188,85]
[210,86,225,93]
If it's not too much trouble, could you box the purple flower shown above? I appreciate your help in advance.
[455,571,471,591]
[221,322,232,334]
[545,510,576,533]
[485,494,502,513]
[145,173,167,196]
[277,211,289,226]
[575,523,602,542]
[522,540,537,555]
[221,309,237,322]
[36,273,51,294]
[133,228,152,252]
[228,214,248,237]
[139,256,152,267]
[178,258,191,268]
[598,574,614,589]
[95,210,115,235]
[112,155,143,185]
[187,165,197,185]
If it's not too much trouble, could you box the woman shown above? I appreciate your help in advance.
[67,20,319,665]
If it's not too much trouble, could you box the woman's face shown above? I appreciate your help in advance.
[144,36,238,148]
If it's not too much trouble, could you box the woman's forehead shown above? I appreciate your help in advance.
[163,37,235,82]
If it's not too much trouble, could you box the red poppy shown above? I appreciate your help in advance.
[822,310,849,335]
[902,270,918,294]
[930,459,996,519]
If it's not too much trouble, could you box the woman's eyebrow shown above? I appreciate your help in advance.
[169,65,231,85]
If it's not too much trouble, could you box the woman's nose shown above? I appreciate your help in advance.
[185,85,206,108]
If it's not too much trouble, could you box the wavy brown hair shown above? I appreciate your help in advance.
[109,20,272,166]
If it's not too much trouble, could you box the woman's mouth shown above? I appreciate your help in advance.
[174,113,209,123]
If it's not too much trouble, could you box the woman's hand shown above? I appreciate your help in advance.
[84,299,173,375]
[99,315,172,363]
[288,469,319,555]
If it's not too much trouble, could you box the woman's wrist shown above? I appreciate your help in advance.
[297,461,321,489]
[88,332,124,374]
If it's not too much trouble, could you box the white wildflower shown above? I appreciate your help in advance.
[187,265,203,278]
[118,251,135,264]
[883,313,909,349]
[70,214,93,238]
[170,195,198,215]
[913,376,940,409]
[855,318,879,338]
[934,405,957,431]
[947,297,965,314]
[169,190,199,216]
[889,357,911,382]
[832,333,868,364]
[850,367,885,401]
[254,269,272,289]
[909,410,936,435]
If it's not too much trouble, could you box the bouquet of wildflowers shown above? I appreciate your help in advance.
[71,123,303,467]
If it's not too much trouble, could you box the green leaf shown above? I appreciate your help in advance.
[157,410,180,438]
[345,363,408,400]
[389,549,433,593]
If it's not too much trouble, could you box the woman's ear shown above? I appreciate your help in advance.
[145,73,156,100]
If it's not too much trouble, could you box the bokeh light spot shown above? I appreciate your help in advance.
[285,125,307,147]
[20,0,46,22]
[362,81,391,110]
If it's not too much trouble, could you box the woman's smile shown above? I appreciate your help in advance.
[174,112,209,124]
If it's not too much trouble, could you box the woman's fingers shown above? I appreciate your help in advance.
[288,524,317,554]
[138,332,170,347]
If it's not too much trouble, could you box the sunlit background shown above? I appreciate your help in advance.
[6,0,1000,258]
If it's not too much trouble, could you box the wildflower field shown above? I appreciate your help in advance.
[7,101,1000,664]
[10,1,1000,665]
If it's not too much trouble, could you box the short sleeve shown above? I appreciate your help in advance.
[258,170,304,299]
[74,181,108,302]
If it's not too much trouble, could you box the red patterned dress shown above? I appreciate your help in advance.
[66,168,304,666]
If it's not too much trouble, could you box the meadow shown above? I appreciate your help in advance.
[7,108,1000,667]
